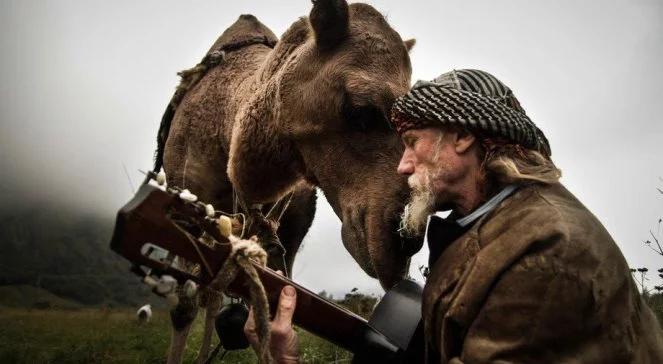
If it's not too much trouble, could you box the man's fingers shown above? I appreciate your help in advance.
[274,285,297,325]
[244,270,300,362]
[245,269,283,335]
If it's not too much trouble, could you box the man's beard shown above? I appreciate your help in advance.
[399,172,437,238]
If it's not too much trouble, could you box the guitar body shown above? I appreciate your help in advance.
[353,279,425,363]
[110,181,424,362]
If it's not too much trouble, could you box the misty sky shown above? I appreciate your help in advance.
[1,0,662,297]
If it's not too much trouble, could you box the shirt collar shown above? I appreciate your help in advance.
[432,184,520,227]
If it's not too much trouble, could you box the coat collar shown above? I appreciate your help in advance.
[425,184,520,242]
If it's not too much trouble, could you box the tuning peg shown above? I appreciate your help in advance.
[218,215,232,238]
[205,204,215,217]
[179,189,198,202]
[156,168,167,186]
[183,280,198,298]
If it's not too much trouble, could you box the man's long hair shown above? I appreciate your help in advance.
[478,138,561,188]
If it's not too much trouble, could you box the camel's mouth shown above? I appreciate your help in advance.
[392,216,424,258]
[340,205,423,289]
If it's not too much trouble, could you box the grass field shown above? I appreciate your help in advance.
[3,293,662,363]
[0,307,352,364]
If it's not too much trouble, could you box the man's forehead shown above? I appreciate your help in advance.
[401,126,442,139]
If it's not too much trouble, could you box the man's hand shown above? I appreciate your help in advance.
[244,274,300,363]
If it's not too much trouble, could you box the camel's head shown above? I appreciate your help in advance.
[275,0,418,288]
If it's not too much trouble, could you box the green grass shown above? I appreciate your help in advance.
[645,292,663,326]
[0,308,351,363]
[2,296,661,363]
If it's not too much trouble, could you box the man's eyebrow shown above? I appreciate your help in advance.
[402,133,416,146]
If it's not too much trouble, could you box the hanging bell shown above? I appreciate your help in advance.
[215,302,250,350]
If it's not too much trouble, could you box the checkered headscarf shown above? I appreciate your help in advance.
[391,69,551,156]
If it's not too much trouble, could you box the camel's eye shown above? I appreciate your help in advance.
[342,96,391,132]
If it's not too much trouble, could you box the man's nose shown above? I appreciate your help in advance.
[397,150,414,175]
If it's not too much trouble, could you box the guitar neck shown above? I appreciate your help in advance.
[110,183,388,354]
[229,264,371,353]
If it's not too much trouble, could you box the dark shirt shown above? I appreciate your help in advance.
[426,213,471,267]
[426,184,520,267]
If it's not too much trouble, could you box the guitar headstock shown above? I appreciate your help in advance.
[110,173,235,286]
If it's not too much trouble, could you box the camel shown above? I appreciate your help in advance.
[155,1,417,362]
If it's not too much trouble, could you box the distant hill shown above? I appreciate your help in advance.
[0,204,157,307]
[0,285,83,309]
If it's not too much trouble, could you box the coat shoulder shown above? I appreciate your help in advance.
[477,183,615,263]
[476,183,571,253]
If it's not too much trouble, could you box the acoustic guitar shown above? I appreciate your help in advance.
[110,178,424,363]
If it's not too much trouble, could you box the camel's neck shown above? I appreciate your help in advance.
[223,20,312,205]
[255,17,310,83]
[220,18,310,145]
[217,18,310,148]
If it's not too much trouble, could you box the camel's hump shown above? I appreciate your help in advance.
[207,14,278,54]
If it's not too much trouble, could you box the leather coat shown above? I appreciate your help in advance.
[422,183,663,363]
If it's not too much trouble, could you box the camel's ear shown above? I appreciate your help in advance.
[404,38,416,52]
[310,0,349,50]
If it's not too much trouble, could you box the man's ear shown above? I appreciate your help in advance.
[453,129,476,154]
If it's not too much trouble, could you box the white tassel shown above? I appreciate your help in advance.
[136,304,152,323]
[156,275,178,295]
[156,168,167,185]
[147,179,167,192]
[205,204,215,217]
[183,280,198,298]
[217,216,232,238]
[179,189,197,202]
[143,275,158,288]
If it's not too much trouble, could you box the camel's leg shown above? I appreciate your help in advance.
[167,324,193,364]
[195,292,223,364]
[167,294,199,364]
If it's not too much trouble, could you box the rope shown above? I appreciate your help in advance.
[232,189,293,276]
[209,234,273,364]
[171,37,276,117]
[171,50,226,109]
[265,191,294,222]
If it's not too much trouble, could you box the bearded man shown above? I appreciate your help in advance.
[247,69,663,363]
